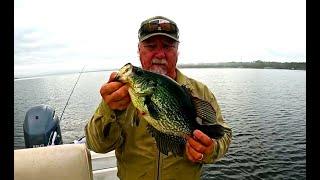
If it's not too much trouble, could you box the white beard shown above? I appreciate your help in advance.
[148,59,168,75]
[149,65,168,75]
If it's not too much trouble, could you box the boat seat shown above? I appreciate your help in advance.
[14,144,93,180]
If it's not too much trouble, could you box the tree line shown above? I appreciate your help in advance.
[178,60,306,70]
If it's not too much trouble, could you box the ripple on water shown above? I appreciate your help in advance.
[15,69,306,179]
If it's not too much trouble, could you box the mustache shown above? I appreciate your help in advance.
[152,59,168,65]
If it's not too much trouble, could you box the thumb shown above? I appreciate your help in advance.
[108,72,118,83]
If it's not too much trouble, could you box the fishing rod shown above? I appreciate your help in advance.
[47,65,86,146]
[59,65,86,122]
[24,65,87,148]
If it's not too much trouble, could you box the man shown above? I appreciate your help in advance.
[85,16,232,179]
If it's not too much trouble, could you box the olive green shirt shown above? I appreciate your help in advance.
[85,69,232,180]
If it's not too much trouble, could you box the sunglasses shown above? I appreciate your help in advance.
[138,19,179,40]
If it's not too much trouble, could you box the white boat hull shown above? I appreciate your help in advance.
[91,150,119,180]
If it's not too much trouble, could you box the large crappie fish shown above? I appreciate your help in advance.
[115,63,230,156]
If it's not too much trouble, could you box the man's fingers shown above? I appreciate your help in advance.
[186,142,203,162]
[187,130,216,160]
[108,96,131,106]
[100,73,131,111]
[108,96,131,109]
[185,142,194,162]
[100,82,125,97]
[105,85,129,102]
[193,129,213,147]
[188,136,206,153]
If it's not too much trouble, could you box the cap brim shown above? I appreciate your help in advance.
[139,32,179,42]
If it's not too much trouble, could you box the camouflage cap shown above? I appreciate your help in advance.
[138,16,179,42]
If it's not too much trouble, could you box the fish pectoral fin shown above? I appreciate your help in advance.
[192,96,217,124]
[145,95,161,120]
[146,124,186,156]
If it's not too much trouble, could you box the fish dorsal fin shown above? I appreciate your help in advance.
[146,124,186,156]
[192,96,216,125]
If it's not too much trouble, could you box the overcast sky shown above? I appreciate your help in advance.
[14,0,306,78]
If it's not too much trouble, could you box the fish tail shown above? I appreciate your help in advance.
[197,124,228,140]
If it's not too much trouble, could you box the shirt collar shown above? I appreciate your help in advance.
[175,68,189,85]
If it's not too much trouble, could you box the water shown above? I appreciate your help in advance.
[14,68,306,179]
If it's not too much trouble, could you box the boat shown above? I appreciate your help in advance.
[14,104,119,180]
[14,68,120,180]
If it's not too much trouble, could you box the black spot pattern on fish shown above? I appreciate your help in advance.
[116,63,232,155]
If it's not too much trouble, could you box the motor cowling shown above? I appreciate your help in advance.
[23,105,63,148]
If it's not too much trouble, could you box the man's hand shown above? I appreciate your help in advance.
[185,129,217,163]
[100,72,131,110]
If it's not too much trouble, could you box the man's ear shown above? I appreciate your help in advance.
[137,44,142,63]
[137,43,141,54]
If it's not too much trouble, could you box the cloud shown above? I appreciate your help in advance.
[14,0,306,77]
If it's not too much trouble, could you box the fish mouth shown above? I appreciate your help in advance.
[115,63,133,82]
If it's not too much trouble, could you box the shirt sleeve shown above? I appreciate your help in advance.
[85,100,126,153]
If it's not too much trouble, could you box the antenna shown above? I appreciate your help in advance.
[59,65,86,122]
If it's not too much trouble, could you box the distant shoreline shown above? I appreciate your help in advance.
[178,61,305,70]
[14,61,305,80]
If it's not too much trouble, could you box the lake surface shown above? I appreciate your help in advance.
[14,68,306,179]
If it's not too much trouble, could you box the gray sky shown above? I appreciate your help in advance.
[14,0,306,78]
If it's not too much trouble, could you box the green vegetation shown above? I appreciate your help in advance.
[178,60,306,70]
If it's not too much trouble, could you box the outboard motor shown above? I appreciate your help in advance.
[23,105,63,148]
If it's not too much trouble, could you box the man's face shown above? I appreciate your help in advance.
[138,35,179,80]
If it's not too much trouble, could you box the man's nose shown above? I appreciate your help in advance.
[154,47,166,59]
